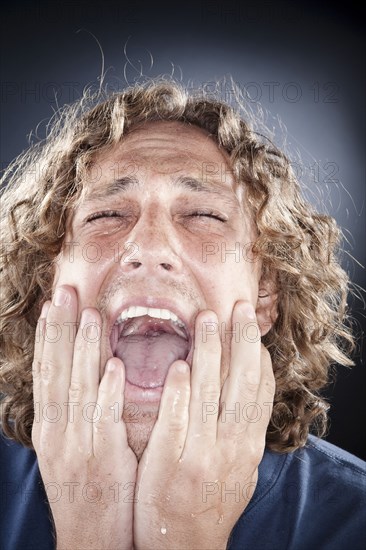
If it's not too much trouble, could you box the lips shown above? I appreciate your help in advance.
[108,300,194,392]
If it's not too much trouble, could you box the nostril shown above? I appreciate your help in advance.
[161,263,172,271]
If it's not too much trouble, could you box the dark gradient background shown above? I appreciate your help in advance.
[1,1,365,459]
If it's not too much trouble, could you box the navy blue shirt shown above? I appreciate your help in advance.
[1,430,365,549]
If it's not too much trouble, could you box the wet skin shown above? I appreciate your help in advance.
[32,121,277,549]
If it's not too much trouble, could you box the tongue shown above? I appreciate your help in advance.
[115,331,189,389]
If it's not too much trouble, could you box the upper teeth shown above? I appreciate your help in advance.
[116,305,185,328]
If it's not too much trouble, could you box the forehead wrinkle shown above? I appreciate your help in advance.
[173,175,243,214]
[81,170,241,206]
[82,175,141,204]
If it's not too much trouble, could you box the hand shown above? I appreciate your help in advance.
[31,285,137,550]
[133,301,275,550]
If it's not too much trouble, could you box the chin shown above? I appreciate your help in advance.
[123,407,158,461]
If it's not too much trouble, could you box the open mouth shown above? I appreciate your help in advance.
[110,305,192,390]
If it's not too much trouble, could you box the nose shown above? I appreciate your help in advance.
[118,207,183,275]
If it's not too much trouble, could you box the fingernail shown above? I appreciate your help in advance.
[53,287,69,307]
[202,310,218,325]
[241,302,256,320]
[175,362,189,374]
[40,301,50,318]
[80,309,95,326]
[107,360,116,372]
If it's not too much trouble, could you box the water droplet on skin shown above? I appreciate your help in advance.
[161,527,167,535]
[217,515,224,524]
[191,513,196,518]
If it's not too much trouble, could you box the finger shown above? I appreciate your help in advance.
[186,310,221,449]
[32,300,51,445]
[38,286,78,437]
[248,345,275,434]
[65,307,101,451]
[94,358,132,461]
[146,361,190,463]
[218,301,261,438]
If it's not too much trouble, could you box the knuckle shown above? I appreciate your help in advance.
[168,416,187,433]
[93,419,115,453]
[68,380,86,400]
[93,418,109,438]
[246,381,260,394]
[40,358,58,381]
[241,376,260,397]
[199,382,220,402]
[32,359,41,378]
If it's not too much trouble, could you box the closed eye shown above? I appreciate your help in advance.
[85,210,227,224]
[189,211,227,222]
[86,210,125,222]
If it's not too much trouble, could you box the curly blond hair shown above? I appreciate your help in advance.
[0,78,355,452]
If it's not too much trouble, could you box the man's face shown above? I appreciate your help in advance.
[53,120,263,457]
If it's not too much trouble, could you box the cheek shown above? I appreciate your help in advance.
[193,241,258,296]
[52,242,117,301]
[200,240,259,268]
[193,246,260,345]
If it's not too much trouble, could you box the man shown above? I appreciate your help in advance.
[0,79,365,549]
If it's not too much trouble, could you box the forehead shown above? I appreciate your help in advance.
[88,120,236,190]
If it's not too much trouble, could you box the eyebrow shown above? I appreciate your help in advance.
[83,174,236,204]
[84,176,139,202]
